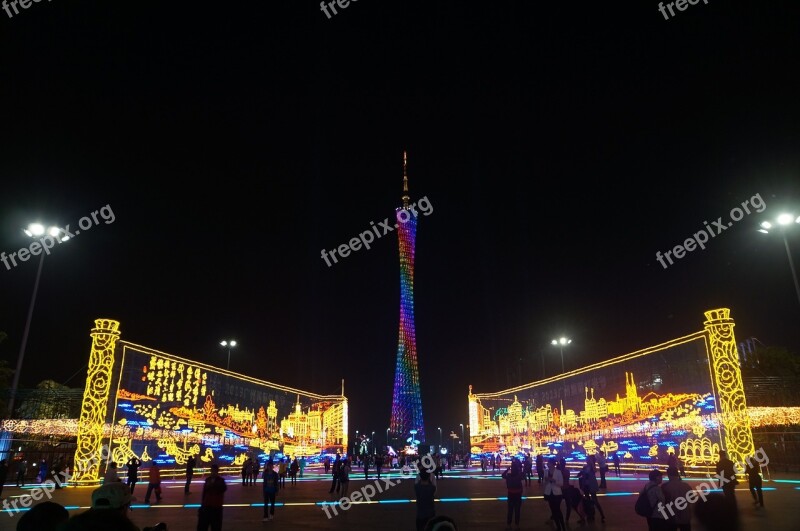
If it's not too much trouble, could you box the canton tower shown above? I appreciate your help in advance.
[390,151,425,443]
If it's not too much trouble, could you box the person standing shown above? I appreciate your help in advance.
[262,460,279,522]
[143,461,163,504]
[0,459,8,498]
[745,457,764,508]
[543,457,565,531]
[596,450,608,489]
[328,454,341,494]
[414,469,437,531]
[643,468,669,531]
[103,461,121,485]
[241,459,250,486]
[578,456,606,523]
[198,463,227,531]
[15,458,27,487]
[522,453,533,487]
[502,458,524,530]
[363,453,370,480]
[289,457,299,485]
[278,458,287,489]
[715,450,738,510]
[299,456,306,478]
[37,459,48,483]
[185,454,196,494]
[338,459,351,496]
[324,455,331,474]
[375,452,383,479]
[661,466,692,531]
[612,452,621,477]
[535,453,545,484]
[125,457,141,494]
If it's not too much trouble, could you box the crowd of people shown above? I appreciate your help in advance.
[0,446,771,531]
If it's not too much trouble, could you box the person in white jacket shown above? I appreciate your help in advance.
[543,458,566,531]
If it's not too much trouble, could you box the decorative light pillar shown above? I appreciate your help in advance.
[704,308,755,466]
[72,319,121,484]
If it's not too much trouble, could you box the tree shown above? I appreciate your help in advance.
[15,380,82,419]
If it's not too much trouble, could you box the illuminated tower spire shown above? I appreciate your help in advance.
[390,151,425,442]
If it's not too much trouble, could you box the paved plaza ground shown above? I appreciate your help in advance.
[1,465,798,530]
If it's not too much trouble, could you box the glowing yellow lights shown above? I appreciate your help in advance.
[704,308,755,467]
[72,319,121,485]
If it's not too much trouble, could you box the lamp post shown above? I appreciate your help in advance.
[219,340,237,371]
[759,213,800,308]
[386,428,390,450]
[6,224,69,419]
[438,427,442,448]
[372,431,375,454]
[459,423,464,451]
[550,337,571,374]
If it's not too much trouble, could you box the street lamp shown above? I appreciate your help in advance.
[438,427,442,447]
[459,423,464,450]
[219,340,237,371]
[758,213,800,308]
[386,428,390,449]
[6,224,69,418]
[372,431,375,454]
[550,337,571,374]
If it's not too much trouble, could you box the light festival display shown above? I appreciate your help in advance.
[390,152,426,443]
[468,309,756,471]
[72,319,347,484]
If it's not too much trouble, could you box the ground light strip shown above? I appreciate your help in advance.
[0,488,786,514]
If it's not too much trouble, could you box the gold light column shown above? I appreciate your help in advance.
[704,308,755,466]
[72,319,121,484]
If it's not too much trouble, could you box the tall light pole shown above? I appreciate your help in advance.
[459,423,464,451]
[386,427,390,450]
[551,337,572,374]
[759,213,800,308]
[219,340,237,371]
[6,224,69,418]
[438,427,442,448]
[372,431,375,454]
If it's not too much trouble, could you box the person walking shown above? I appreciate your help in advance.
[252,459,260,486]
[414,469,437,531]
[241,459,250,486]
[661,466,692,531]
[502,458,524,530]
[185,454,196,494]
[125,457,141,494]
[578,456,606,523]
[522,454,532,487]
[535,453,545,484]
[0,459,8,498]
[543,457,566,531]
[262,460,279,522]
[715,450,738,510]
[745,457,764,508]
[143,461,163,504]
[197,463,227,531]
[324,455,331,474]
[612,452,621,477]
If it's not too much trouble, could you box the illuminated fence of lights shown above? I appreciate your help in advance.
[468,309,756,468]
[747,407,800,428]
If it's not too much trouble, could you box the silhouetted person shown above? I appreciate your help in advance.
[185,455,196,494]
[125,457,141,494]
[745,459,764,507]
[715,450,738,510]
[694,492,740,531]
[16,500,69,531]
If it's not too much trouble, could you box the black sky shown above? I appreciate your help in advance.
[1,0,799,444]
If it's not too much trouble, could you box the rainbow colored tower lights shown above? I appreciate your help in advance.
[390,152,425,443]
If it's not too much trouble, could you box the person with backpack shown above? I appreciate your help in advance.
[636,468,669,531]
[543,457,566,531]
[661,466,692,530]
[502,458,524,530]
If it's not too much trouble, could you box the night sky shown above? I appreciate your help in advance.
[1,1,799,445]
